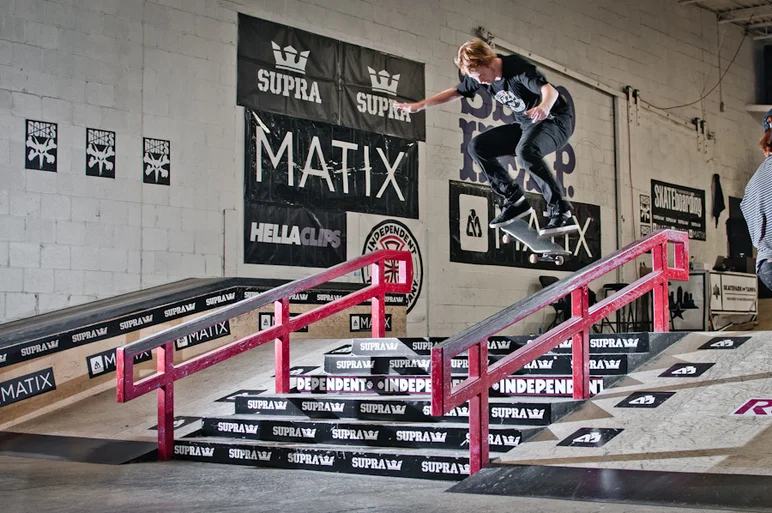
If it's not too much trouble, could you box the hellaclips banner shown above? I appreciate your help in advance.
[244,109,419,219]
[244,200,347,267]
[237,14,426,141]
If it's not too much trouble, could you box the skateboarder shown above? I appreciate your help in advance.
[394,39,578,236]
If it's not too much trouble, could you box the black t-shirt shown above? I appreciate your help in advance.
[456,53,570,125]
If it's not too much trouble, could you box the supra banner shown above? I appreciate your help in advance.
[237,14,425,141]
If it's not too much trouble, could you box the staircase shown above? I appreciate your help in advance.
[173,332,682,480]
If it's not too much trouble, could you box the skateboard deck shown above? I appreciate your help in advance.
[499,218,571,265]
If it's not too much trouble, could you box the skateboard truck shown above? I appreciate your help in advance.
[499,218,570,266]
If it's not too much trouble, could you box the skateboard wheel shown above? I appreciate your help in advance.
[555,255,565,266]
[528,254,538,264]
[503,234,510,244]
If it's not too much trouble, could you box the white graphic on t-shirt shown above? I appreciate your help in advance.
[493,91,526,113]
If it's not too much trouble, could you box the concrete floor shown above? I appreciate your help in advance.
[1,455,745,513]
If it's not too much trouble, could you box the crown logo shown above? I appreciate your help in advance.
[367,66,400,95]
[271,41,309,74]
[430,432,448,443]
[386,459,403,471]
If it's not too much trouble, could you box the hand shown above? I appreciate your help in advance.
[525,105,550,122]
[393,100,424,114]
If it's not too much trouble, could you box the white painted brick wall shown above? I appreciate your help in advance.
[70,246,100,271]
[10,242,41,268]
[41,244,70,269]
[5,292,37,319]
[24,218,56,243]
[0,0,764,333]
[84,223,113,248]
[56,221,86,245]
[54,269,85,295]
[0,267,23,292]
[24,268,54,293]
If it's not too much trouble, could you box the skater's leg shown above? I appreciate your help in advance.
[515,113,577,235]
[468,124,533,227]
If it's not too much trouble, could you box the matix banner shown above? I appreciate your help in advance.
[237,14,425,141]
[245,109,419,219]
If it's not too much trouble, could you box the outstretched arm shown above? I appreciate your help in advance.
[393,87,463,113]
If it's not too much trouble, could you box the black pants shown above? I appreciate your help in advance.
[467,110,573,206]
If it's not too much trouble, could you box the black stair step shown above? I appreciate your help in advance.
[348,333,651,357]
[323,353,630,376]
[349,337,521,356]
[202,416,534,452]
[173,438,473,480]
[490,375,608,397]
[233,394,573,425]
[549,332,650,354]
[291,374,608,397]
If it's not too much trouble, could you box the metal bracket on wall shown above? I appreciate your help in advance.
[691,118,712,154]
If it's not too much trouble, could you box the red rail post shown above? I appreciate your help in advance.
[274,297,290,393]
[652,243,669,332]
[157,341,174,460]
[371,260,386,338]
[571,286,591,400]
[467,338,489,474]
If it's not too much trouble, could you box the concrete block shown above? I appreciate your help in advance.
[4,292,37,321]
[9,242,41,267]
[56,220,86,245]
[41,243,70,269]
[142,227,167,251]
[0,266,23,291]
[70,234,104,263]
[40,194,71,220]
[54,269,85,295]
[24,267,54,292]
[98,246,128,272]
[24,217,56,243]
[9,192,41,217]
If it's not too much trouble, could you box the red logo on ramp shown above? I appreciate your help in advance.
[733,399,772,416]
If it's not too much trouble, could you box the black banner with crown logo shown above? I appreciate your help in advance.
[237,14,425,141]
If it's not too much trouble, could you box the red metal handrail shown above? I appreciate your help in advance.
[431,229,688,474]
[116,250,412,460]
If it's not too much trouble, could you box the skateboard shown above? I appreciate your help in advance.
[499,218,571,266]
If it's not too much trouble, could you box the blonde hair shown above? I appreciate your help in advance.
[454,40,497,74]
